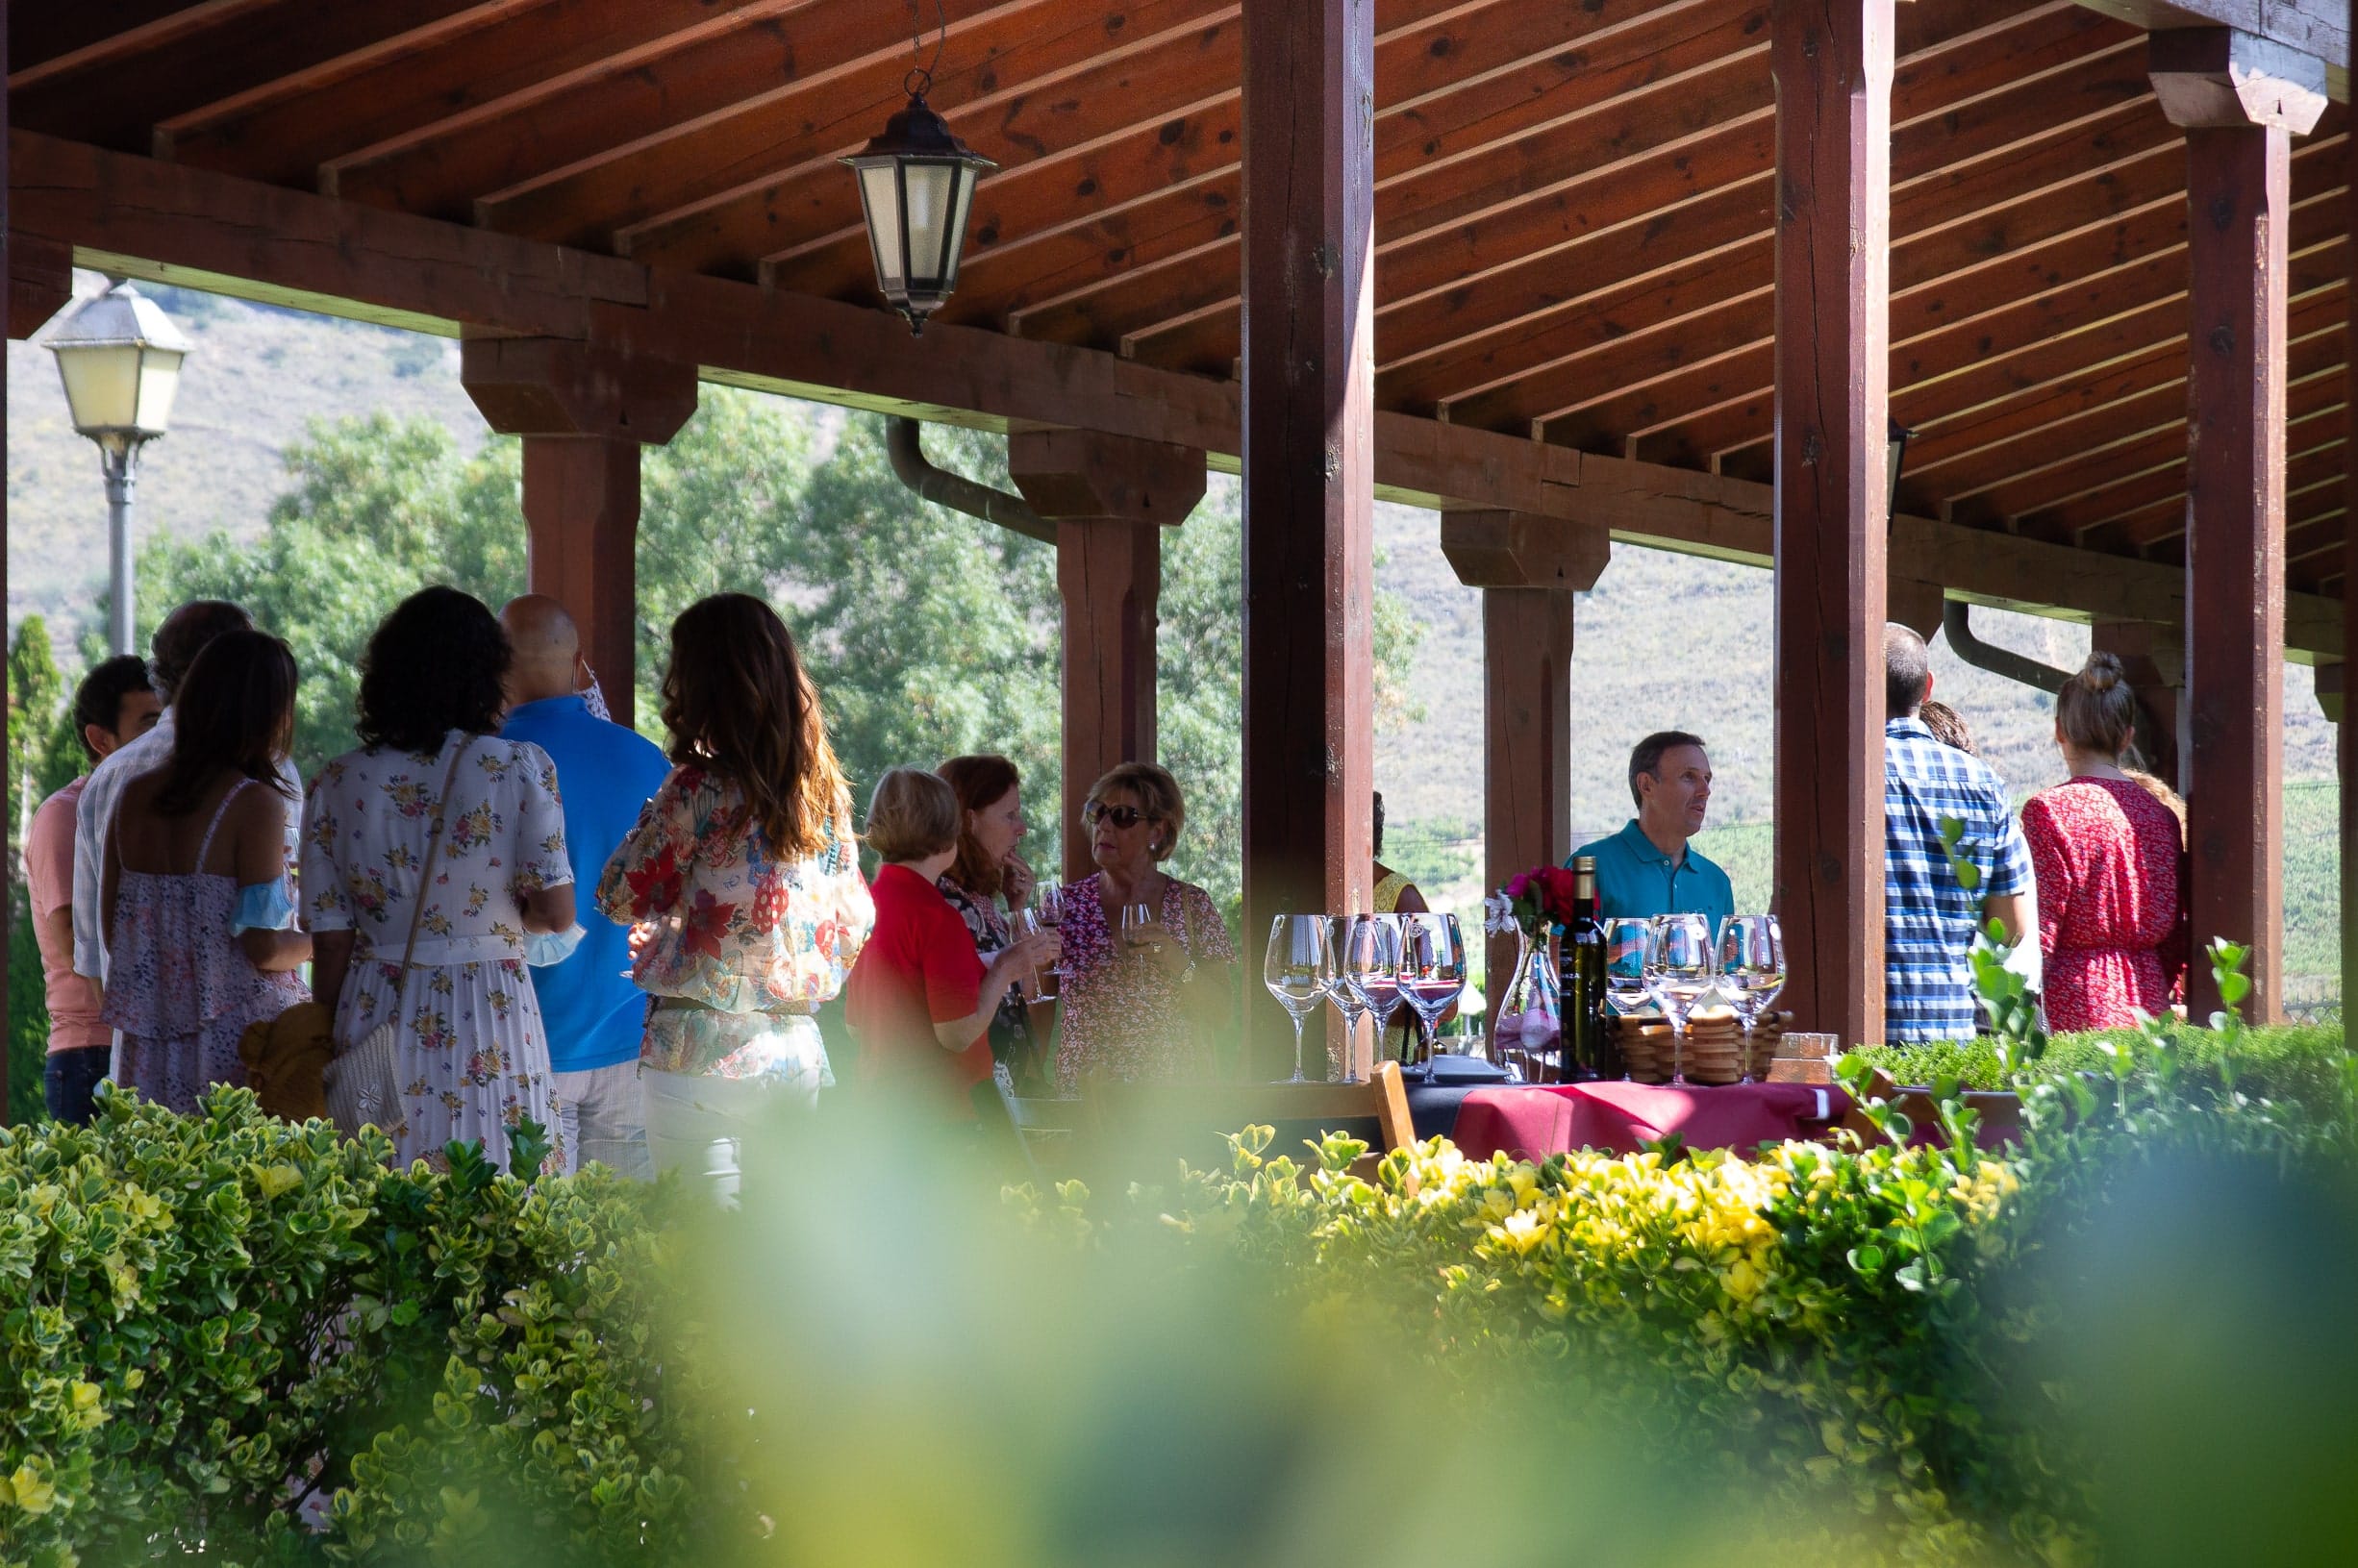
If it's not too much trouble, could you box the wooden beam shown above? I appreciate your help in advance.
[13,130,2344,661]
[2153,25,2321,1023]
[2347,123,2358,1013]
[520,436,643,730]
[335,0,1045,230]
[155,0,772,188]
[8,233,73,340]
[1009,431,1205,884]
[460,335,698,443]
[2081,0,2347,96]
[627,0,1245,277]
[1771,0,1892,1049]
[11,0,484,155]
[1240,0,1375,1077]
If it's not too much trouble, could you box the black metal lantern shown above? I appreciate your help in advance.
[1887,414,1914,520]
[842,81,994,336]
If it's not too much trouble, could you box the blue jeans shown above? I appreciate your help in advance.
[44,1045,111,1124]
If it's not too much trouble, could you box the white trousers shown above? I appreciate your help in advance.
[641,1066,820,1207]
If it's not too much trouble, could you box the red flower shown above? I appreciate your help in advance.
[626,845,684,914]
[681,889,738,960]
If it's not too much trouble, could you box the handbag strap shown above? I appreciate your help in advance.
[385,737,473,982]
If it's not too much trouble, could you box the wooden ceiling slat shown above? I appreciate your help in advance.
[619,1,1248,276]
[11,1,225,78]
[2019,393,2344,538]
[1007,224,1243,347]
[2110,437,2345,558]
[339,0,1045,233]
[1372,3,2136,418]
[1545,106,2184,454]
[775,0,1750,317]
[1906,286,2345,487]
[155,0,777,187]
[10,0,483,153]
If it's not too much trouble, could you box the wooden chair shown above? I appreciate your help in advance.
[1089,1061,1418,1181]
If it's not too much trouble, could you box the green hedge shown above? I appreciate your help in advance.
[11,1034,2358,1564]
[1855,1019,2348,1117]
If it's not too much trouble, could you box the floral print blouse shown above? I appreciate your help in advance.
[301,735,571,960]
[1052,873,1234,1093]
[596,763,874,1033]
[938,875,1034,1068]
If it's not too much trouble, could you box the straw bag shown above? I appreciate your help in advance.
[325,740,469,1138]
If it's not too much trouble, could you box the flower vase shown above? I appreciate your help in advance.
[1493,926,1564,1083]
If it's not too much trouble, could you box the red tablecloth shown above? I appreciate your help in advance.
[1448,1081,1851,1160]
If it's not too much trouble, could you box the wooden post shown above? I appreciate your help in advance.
[1008,429,1206,885]
[2150,28,2325,1024]
[1240,0,1376,1076]
[2345,114,2358,1026]
[1441,510,1610,1052]
[1769,0,1894,1050]
[461,336,697,732]
[2091,621,2187,795]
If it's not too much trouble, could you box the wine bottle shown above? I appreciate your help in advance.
[1560,857,1616,1080]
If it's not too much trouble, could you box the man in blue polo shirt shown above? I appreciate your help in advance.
[500,595,672,1178]
[1568,731,1735,935]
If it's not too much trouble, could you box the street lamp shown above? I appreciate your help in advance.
[41,281,193,655]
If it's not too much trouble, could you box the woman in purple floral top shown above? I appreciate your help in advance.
[597,595,872,1203]
[1052,763,1235,1092]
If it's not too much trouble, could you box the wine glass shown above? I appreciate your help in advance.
[1034,884,1066,982]
[1119,902,1157,953]
[1012,907,1055,1003]
[1264,914,1333,1083]
[1395,912,1467,1070]
[1716,914,1786,1081]
[1604,918,1655,1020]
[1324,915,1371,1083]
[1645,913,1713,1086]
[1341,914,1406,1064]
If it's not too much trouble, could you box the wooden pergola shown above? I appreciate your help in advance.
[5,0,2347,1056]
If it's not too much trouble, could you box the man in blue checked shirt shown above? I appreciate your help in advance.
[1882,624,2034,1043]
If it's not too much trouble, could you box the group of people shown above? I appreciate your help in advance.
[25,585,1240,1201]
[1568,625,2187,1042]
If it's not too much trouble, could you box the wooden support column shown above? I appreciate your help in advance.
[1442,510,1611,1048]
[1008,429,1206,884]
[2151,29,2325,1024]
[1240,0,1376,1075]
[2091,621,2188,794]
[2328,664,2356,1014]
[2345,116,2358,1026]
[461,336,697,731]
[1770,0,1894,1050]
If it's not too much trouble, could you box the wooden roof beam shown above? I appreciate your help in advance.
[774,0,1753,311]
[14,128,2342,657]
[154,0,779,188]
[2073,1,2347,99]
[8,0,484,153]
[331,0,1049,230]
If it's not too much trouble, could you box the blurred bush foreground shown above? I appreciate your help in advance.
[9,1019,2358,1566]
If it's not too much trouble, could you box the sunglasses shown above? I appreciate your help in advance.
[1083,802,1147,830]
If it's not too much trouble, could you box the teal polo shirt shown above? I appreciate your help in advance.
[1568,819,1735,935]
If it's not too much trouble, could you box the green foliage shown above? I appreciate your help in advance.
[8,619,76,1128]
[0,1088,714,1565]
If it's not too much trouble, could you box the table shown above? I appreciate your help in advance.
[1443,1081,1851,1160]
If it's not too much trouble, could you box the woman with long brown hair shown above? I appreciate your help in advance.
[597,593,875,1201]
[102,629,312,1112]
[933,754,1046,1083]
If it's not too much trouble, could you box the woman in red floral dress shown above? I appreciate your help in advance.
[2019,652,2186,1033]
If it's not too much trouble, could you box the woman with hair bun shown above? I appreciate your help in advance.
[2019,651,2187,1030]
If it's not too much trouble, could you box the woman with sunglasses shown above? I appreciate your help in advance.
[1049,762,1235,1091]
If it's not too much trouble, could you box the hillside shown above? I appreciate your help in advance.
[6,275,2342,995]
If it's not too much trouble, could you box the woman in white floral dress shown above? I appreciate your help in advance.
[303,587,579,1170]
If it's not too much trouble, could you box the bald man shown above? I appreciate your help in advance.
[500,595,672,1178]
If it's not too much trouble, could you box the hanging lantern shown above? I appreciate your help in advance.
[842,86,994,336]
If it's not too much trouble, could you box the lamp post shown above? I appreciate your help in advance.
[41,281,193,655]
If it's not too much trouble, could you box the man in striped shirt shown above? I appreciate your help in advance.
[1882,624,2033,1042]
